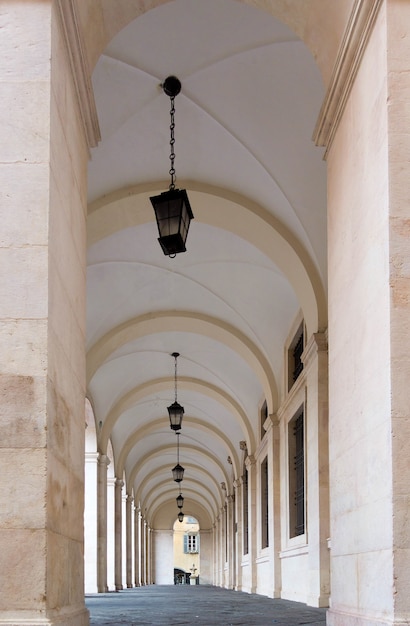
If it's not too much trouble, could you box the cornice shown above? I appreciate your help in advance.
[313,0,383,158]
[56,0,101,150]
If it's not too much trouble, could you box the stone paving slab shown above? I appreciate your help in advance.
[86,585,327,625]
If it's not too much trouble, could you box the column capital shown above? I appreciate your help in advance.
[126,494,134,504]
[245,454,255,469]
[233,478,241,489]
[302,331,328,370]
[98,453,110,466]
[115,478,124,488]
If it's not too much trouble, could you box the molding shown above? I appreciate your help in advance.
[56,0,101,150]
[313,0,383,157]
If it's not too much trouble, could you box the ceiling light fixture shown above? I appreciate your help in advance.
[172,432,185,483]
[167,352,184,431]
[176,490,184,509]
[172,433,185,483]
[150,76,194,257]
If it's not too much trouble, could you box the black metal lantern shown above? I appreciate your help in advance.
[150,76,194,257]
[176,492,184,509]
[178,511,184,523]
[172,463,185,483]
[168,352,184,431]
[172,432,185,483]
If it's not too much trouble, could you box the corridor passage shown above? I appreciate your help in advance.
[86,585,327,625]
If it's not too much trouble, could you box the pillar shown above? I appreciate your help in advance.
[233,479,243,591]
[106,474,115,590]
[0,1,97,622]
[386,2,410,622]
[134,507,141,586]
[141,518,146,585]
[325,2,410,623]
[226,495,235,589]
[84,451,98,593]
[126,495,134,588]
[97,454,109,593]
[245,455,257,593]
[114,478,123,590]
[265,414,282,598]
[302,333,330,607]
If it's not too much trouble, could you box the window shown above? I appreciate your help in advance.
[243,466,249,555]
[183,534,199,553]
[260,400,268,441]
[289,407,305,538]
[288,323,304,391]
[261,456,269,548]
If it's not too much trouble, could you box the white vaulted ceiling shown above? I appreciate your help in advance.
[86,0,327,528]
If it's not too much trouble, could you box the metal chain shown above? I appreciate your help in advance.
[169,96,176,190]
[174,353,178,402]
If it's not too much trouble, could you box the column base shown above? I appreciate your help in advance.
[326,608,408,626]
[0,607,89,626]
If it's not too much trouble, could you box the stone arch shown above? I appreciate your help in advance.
[117,416,240,480]
[87,183,327,337]
[141,477,219,520]
[87,311,278,415]
[128,446,230,499]
[99,377,254,459]
[79,0,350,85]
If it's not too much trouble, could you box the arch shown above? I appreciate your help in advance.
[79,0,349,85]
[87,312,277,415]
[141,477,219,520]
[99,377,254,458]
[128,445,230,498]
[117,416,240,479]
[87,183,327,336]
[152,499,212,530]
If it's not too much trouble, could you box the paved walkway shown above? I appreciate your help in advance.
[86,585,327,625]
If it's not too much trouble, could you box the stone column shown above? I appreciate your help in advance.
[126,495,134,588]
[147,525,152,584]
[214,516,220,585]
[97,454,110,593]
[106,475,115,590]
[114,478,124,590]
[134,507,141,586]
[302,333,330,607]
[226,495,235,589]
[219,504,226,587]
[233,478,243,591]
[0,2,94,624]
[85,451,99,593]
[324,3,410,624]
[245,455,257,593]
[386,3,410,623]
[265,414,282,598]
[141,518,146,585]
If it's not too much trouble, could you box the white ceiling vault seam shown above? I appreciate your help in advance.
[86,0,327,526]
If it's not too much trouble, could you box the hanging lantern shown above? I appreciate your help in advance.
[176,492,184,509]
[150,76,194,257]
[178,511,184,523]
[168,352,184,431]
[172,432,184,482]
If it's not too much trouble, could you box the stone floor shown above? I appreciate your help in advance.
[86,585,327,625]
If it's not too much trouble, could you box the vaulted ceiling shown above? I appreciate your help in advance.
[86,0,327,529]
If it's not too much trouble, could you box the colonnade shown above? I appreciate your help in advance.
[85,331,329,603]
[85,454,153,593]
